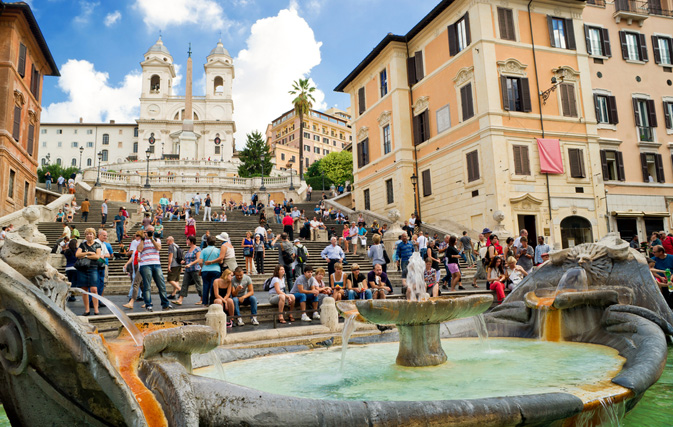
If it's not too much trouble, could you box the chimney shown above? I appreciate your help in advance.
[79,117,83,123]
[109,120,115,124]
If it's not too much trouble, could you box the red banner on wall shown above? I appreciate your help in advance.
[536,138,564,174]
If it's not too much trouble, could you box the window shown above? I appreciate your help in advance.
[303,132,310,139]
[150,75,160,92]
[323,137,329,143]
[594,94,619,124]
[313,135,320,141]
[664,101,673,129]
[460,83,475,121]
[323,149,329,155]
[42,141,46,147]
[358,87,366,115]
[148,145,155,154]
[501,76,532,112]
[547,16,576,50]
[56,129,62,134]
[406,51,424,86]
[57,142,62,148]
[291,155,296,162]
[86,142,93,148]
[71,158,77,166]
[357,138,370,168]
[653,35,673,65]
[214,145,221,155]
[363,189,371,211]
[41,158,47,166]
[380,69,388,97]
[413,110,430,146]
[633,98,657,142]
[27,124,34,156]
[568,148,586,178]
[383,124,392,154]
[41,129,47,134]
[101,150,109,161]
[71,142,78,148]
[30,64,40,100]
[12,106,21,141]
[584,25,611,57]
[281,153,285,161]
[385,179,394,204]
[305,158,309,167]
[304,145,310,151]
[73,129,78,134]
[56,158,61,166]
[466,150,480,182]
[87,158,92,166]
[559,83,578,117]
[512,145,531,175]
[117,141,123,148]
[619,31,648,62]
[133,142,138,153]
[448,13,471,56]
[7,170,15,199]
[600,150,625,181]
[102,134,109,145]
[498,8,516,41]
[87,129,93,135]
[133,127,138,137]
[314,147,320,154]
[421,169,432,197]
[23,182,29,207]
[640,153,665,183]
[17,43,26,77]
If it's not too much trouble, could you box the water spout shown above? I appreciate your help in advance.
[473,314,491,351]
[71,289,144,347]
[206,350,225,381]
[340,313,357,371]
[406,252,429,302]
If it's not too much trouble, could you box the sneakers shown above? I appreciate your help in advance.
[251,316,259,326]
[312,312,321,320]
[236,318,245,326]
[226,320,233,328]
[145,306,153,312]
[301,313,312,322]
[163,305,174,310]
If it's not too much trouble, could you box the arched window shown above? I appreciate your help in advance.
[102,134,109,145]
[56,158,62,165]
[133,142,138,153]
[71,158,77,166]
[560,216,593,249]
[150,75,161,93]
[173,109,199,120]
[101,150,109,161]
[214,76,224,94]
[86,158,92,166]
[41,158,47,166]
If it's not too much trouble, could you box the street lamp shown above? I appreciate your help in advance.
[287,162,295,191]
[260,152,267,192]
[78,146,84,173]
[95,151,102,187]
[144,149,151,188]
[410,173,418,216]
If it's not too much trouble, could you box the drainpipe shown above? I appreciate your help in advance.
[405,40,422,222]
[528,0,554,246]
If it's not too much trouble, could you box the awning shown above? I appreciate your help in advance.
[610,211,670,218]
[536,138,564,174]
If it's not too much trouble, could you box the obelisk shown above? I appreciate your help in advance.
[185,43,193,122]
[179,43,198,159]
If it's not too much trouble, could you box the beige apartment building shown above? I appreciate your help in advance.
[336,0,613,248]
[267,108,351,173]
[583,0,673,242]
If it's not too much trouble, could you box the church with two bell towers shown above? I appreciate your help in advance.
[137,37,236,161]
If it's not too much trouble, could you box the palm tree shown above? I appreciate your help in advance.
[289,78,316,179]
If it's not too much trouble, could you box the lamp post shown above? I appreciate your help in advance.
[144,149,151,188]
[410,173,418,216]
[78,146,84,173]
[260,153,267,192]
[95,151,102,187]
[287,162,295,191]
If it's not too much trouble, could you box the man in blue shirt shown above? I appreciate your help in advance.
[534,236,551,266]
[96,229,114,297]
[321,237,345,277]
[652,245,673,309]
[395,233,414,273]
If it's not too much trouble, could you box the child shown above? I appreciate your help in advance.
[424,258,438,297]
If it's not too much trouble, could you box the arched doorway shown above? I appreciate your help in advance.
[560,216,593,248]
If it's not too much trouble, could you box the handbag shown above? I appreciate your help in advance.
[74,258,92,271]
[383,247,391,264]
[243,248,253,257]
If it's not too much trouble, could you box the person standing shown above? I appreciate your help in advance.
[513,229,528,250]
[534,236,550,266]
[57,175,65,193]
[159,194,169,212]
[193,193,202,216]
[417,231,428,259]
[114,208,125,243]
[515,236,534,274]
[203,194,212,221]
[213,232,238,273]
[44,171,52,191]
[395,233,414,273]
[252,234,265,274]
[95,229,113,297]
[175,235,203,306]
[272,232,295,287]
[242,231,255,274]
[75,228,101,315]
[294,238,309,277]
[652,245,673,308]
[231,267,259,326]
[80,198,90,222]
[321,237,345,277]
[67,177,76,194]
[101,199,108,228]
[274,204,283,224]
[367,234,387,273]
[137,225,172,311]
[166,236,182,299]
[459,231,474,267]
[185,215,196,238]
[282,213,294,241]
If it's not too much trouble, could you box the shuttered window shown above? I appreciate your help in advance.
[633,98,657,142]
[547,16,576,50]
[584,25,611,57]
[466,150,480,182]
[363,189,371,211]
[664,101,673,129]
[358,87,366,115]
[568,148,586,178]
[501,76,532,112]
[512,145,531,176]
[640,153,665,183]
[460,83,474,121]
[27,124,34,156]
[600,150,625,181]
[406,51,424,86]
[12,106,21,142]
[413,110,430,146]
[498,8,516,41]
[652,35,673,65]
[30,64,40,100]
[619,31,648,61]
[421,169,432,197]
[385,179,394,204]
[18,43,26,77]
[356,138,370,168]
[594,94,619,124]
[448,13,471,56]
[559,83,578,118]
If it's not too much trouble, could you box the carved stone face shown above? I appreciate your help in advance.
[388,209,401,223]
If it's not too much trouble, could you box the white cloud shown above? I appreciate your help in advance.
[104,10,121,27]
[42,59,141,123]
[171,64,183,96]
[133,0,227,30]
[233,3,326,147]
[73,1,99,25]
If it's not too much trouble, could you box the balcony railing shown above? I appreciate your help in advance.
[614,0,672,21]
[587,0,606,6]
[638,126,654,142]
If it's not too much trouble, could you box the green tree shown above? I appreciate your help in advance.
[37,164,79,183]
[237,131,273,178]
[319,151,353,186]
[289,78,316,179]
[304,159,334,191]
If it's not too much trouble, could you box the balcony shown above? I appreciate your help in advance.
[614,0,649,25]
[586,0,606,6]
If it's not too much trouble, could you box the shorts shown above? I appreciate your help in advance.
[448,263,460,274]
[269,293,290,306]
[167,266,182,282]
[345,237,351,241]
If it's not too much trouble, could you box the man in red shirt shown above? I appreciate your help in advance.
[282,214,294,241]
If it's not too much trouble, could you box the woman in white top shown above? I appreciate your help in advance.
[214,232,238,271]
[349,224,359,256]
[269,264,296,323]
[505,256,528,290]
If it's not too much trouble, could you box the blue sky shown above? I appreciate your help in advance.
[29,0,439,144]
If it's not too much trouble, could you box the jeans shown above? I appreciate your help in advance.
[161,204,167,212]
[292,292,317,305]
[194,202,201,215]
[98,266,106,296]
[275,214,282,224]
[420,248,427,259]
[254,251,264,274]
[201,270,220,305]
[82,211,89,222]
[347,289,372,300]
[400,259,409,273]
[233,296,258,316]
[116,226,124,242]
[77,267,99,290]
[45,181,52,190]
[139,264,170,308]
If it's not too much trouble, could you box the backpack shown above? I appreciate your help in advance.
[174,245,184,264]
[263,277,273,291]
[296,245,307,264]
[281,241,294,265]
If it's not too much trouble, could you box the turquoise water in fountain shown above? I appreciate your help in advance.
[197,338,625,401]
[622,347,673,426]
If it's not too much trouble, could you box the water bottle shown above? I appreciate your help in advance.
[666,269,671,280]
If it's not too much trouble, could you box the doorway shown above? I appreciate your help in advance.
[560,216,593,248]
[517,214,538,249]
[616,218,638,242]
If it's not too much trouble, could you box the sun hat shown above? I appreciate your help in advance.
[216,232,230,241]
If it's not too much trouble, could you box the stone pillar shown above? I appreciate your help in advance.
[383,209,405,259]
[320,297,338,332]
[205,304,227,344]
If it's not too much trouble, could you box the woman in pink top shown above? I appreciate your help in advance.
[342,224,350,252]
